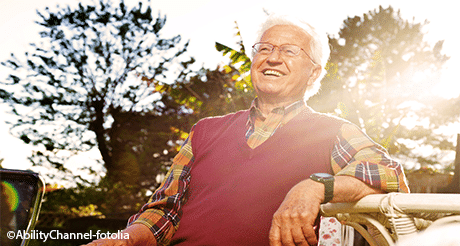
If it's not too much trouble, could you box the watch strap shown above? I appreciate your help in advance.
[322,178,334,204]
[310,173,334,204]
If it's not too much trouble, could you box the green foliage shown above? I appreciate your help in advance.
[140,22,254,127]
[0,0,193,185]
[35,22,256,218]
[40,179,144,218]
[215,23,252,91]
[0,0,257,218]
[6,2,458,219]
[309,6,457,168]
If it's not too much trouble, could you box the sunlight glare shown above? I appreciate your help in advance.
[433,68,460,99]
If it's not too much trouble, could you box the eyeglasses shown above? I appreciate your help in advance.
[252,42,317,65]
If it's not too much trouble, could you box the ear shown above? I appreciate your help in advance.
[307,64,322,86]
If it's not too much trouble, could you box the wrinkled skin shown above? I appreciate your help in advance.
[251,25,321,116]
[269,176,384,246]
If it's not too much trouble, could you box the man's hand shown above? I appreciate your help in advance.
[269,179,324,246]
[269,176,385,245]
[81,224,157,246]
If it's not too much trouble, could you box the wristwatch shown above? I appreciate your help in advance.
[310,173,334,204]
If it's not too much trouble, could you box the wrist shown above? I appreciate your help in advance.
[309,173,334,204]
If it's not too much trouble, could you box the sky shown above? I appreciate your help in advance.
[0,0,459,180]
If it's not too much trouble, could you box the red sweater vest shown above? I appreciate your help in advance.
[171,108,345,245]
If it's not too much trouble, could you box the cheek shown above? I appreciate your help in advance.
[251,56,263,69]
[290,62,311,78]
[250,59,263,81]
[250,67,258,83]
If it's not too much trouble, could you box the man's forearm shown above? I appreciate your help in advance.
[330,175,385,203]
[268,175,386,246]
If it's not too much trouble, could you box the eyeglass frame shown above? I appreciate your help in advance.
[252,42,317,65]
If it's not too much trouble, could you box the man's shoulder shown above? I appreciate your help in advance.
[302,107,350,125]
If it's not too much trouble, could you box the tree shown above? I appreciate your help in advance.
[157,24,254,122]
[308,6,457,169]
[0,0,194,186]
[35,25,255,218]
[137,22,254,134]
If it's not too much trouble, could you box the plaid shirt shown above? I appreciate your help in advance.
[128,100,409,245]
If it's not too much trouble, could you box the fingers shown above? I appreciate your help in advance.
[302,225,318,246]
[269,222,282,246]
[279,219,295,245]
[270,224,315,246]
[291,226,309,246]
[281,213,306,246]
[269,179,324,245]
[269,211,316,246]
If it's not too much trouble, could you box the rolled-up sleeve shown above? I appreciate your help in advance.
[331,123,409,193]
[128,126,196,245]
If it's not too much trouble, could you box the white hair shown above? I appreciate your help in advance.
[253,14,330,100]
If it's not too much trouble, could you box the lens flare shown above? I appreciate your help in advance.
[1,181,20,212]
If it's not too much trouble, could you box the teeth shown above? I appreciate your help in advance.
[263,70,283,77]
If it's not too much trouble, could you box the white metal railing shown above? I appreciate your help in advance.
[320,193,460,246]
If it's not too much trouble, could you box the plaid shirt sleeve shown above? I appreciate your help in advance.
[331,123,409,193]
[127,126,196,245]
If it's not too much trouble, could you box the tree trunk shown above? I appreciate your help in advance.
[91,99,112,173]
[440,134,460,193]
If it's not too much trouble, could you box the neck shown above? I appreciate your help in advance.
[256,96,304,117]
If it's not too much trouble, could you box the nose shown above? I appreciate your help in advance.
[266,47,282,63]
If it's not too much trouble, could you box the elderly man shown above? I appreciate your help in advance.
[85,14,408,246]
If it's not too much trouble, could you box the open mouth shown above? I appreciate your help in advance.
[263,69,284,77]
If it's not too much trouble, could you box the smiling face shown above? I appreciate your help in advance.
[251,25,320,105]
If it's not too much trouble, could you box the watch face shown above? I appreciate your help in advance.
[315,173,333,179]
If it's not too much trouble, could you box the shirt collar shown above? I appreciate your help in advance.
[247,98,307,126]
